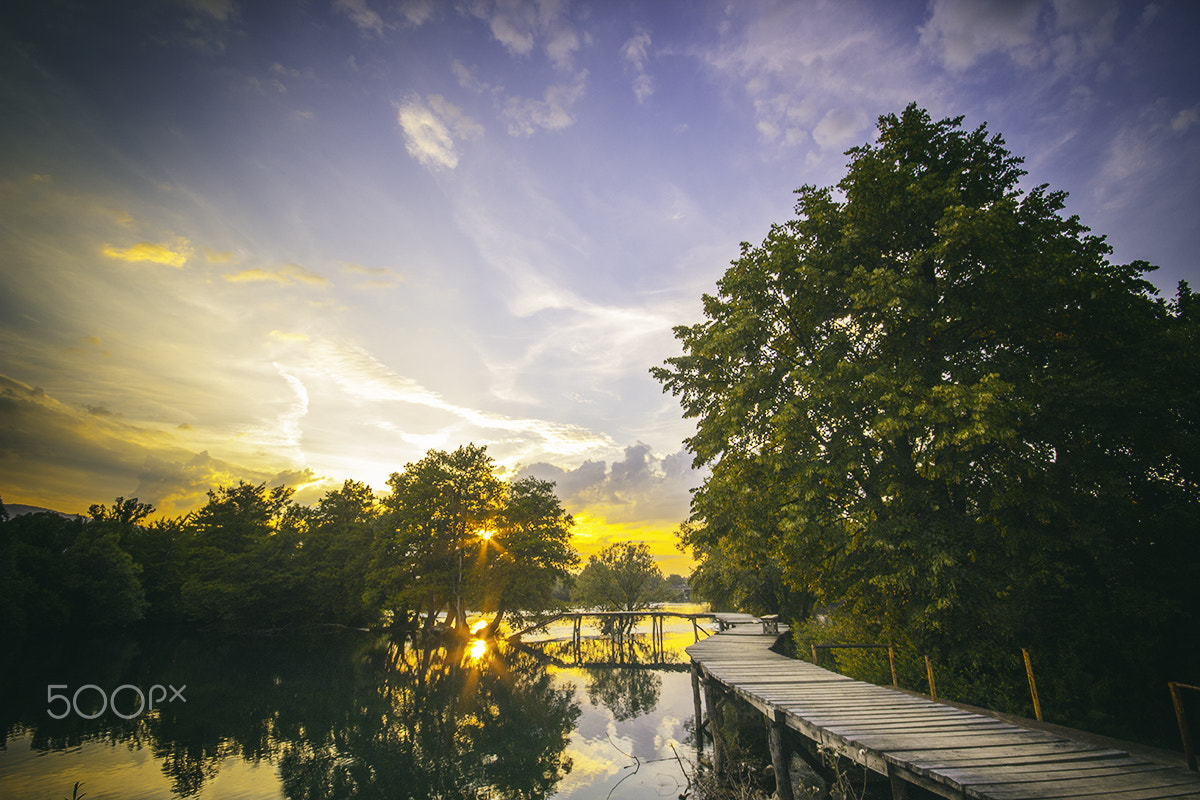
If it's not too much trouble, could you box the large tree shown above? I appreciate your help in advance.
[372,444,505,633]
[654,105,1199,739]
[370,444,578,635]
[479,475,578,637]
[572,541,668,635]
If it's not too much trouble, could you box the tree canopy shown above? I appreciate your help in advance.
[0,443,579,639]
[369,444,578,635]
[653,104,1199,741]
[572,541,668,634]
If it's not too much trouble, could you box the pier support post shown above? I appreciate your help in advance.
[704,678,726,776]
[887,764,910,799]
[768,710,794,800]
[690,660,704,755]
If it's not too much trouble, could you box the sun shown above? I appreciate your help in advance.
[468,638,488,660]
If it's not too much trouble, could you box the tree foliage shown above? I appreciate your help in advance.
[1,442,580,638]
[572,541,668,627]
[370,444,577,636]
[653,104,1199,740]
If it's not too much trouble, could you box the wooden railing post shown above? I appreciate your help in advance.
[1170,682,1199,771]
[925,655,937,701]
[1022,648,1043,722]
[888,645,898,687]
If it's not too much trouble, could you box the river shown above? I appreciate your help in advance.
[0,605,711,799]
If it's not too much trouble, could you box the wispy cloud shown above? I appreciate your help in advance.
[920,0,1121,73]
[502,71,588,136]
[203,247,235,263]
[400,0,437,27]
[700,5,914,156]
[103,239,192,267]
[335,0,385,37]
[620,27,654,103]
[185,0,234,22]
[278,337,616,458]
[343,262,404,289]
[461,0,581,69]
[397,93,483,169]
[223,262,330,287]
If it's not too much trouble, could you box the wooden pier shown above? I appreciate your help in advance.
[688,624,1200,800]
[506,609,720,643]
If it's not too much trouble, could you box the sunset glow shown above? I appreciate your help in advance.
[2,1,1197,574]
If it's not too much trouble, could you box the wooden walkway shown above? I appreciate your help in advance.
[687,628,1200,800]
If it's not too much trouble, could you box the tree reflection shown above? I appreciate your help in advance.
[2,632,580,799]
[584,667,662,722]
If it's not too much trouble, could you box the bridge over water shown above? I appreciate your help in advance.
[687,620,1200,800]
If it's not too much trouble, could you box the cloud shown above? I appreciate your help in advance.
[699,5,915,156]
[397,93,483,169]
[132,452,324,517]
[335,0,384,36]
[185,0,234,22]
[343,262,404,288]
[513,444,703,567]
[203,247,235,263]
[0,374,336,517]
[400,0,436,27]
[812,106,870,150]
[223,262,330,287]
[920,0,1119,73]
[280,337,616,458]
[502,71,588,136]
[545,22,581,71]
[460,0,581,69]
[920,0,1041,70]
[102,239,192,267]
[620,27,653,103]
[452,59,492,93]
[0,376,226,515]
[1172,105,1199,134]
[516,442,701,527]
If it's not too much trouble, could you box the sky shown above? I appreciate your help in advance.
[2,0,1198,575]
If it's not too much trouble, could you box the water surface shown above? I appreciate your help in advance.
[0,607,712,799]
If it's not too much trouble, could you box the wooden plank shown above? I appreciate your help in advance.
[949,761,1170,789]
[819,719,1019,736]
[973,769,1200,799]
[898,746,1132,771]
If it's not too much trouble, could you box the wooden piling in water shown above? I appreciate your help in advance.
[704,676,726,776]
[768,709,794,800]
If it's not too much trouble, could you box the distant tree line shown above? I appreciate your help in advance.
[654,105,1199,745]
[0,444,583,637]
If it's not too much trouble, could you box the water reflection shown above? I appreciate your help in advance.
[0,632,579,799]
